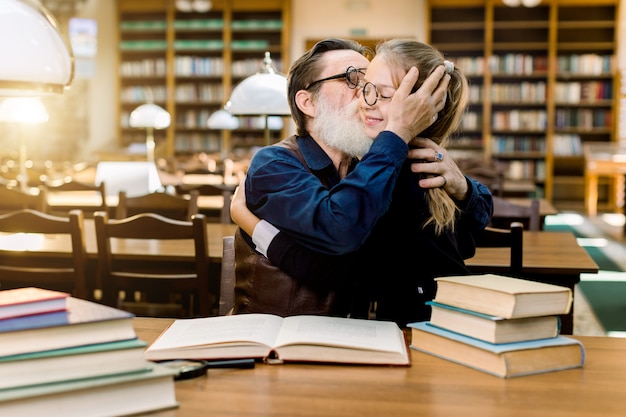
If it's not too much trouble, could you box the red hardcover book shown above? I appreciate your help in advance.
[0,288,69,320]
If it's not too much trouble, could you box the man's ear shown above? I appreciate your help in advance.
[295,90,316,117]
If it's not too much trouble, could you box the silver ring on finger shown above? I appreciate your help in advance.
[434,151,444,162]
[440,175,447,188]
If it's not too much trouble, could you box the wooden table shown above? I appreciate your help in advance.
[584,142,626,216]
[84,219,237,262]
[466,230,598,334]
[0,224,595,333]
[499,197,558,230]
[133,317,626,417]
[47,191,227,215]
[0,219,238,306]
[0,219,238,262]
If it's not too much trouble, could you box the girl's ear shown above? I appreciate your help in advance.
[295,90,316,117]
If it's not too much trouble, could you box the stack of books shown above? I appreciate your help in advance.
[0,287,178,416]
[409,274,586,378]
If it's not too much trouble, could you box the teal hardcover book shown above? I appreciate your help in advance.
[0,339,149,390]
[0,297,135,357]
[0,363,178,417]
[408,321,585,378]
[426,301,561,344]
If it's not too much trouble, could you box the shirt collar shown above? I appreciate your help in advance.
[296,135,336,171]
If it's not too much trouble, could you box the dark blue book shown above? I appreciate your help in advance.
[0,297,135,357]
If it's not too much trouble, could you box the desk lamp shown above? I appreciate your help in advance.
[225,52,290,146]
[0,97,49,192]
[176,0,212,12]
[503,0,542,7]
[0,0,74,96]
[129,103,171,164]
[207,108,239,158]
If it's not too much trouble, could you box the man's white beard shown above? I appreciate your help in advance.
[311,96,372,158]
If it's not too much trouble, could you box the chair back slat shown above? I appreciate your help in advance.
[0,209,87,298]
[45,179,107,214]
[116,190,198,221]
[0,186,48,213]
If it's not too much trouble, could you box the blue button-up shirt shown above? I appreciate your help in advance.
[245,132,408,255]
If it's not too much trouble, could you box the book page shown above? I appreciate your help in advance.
[275,316,404,353]
[148,314,284,351]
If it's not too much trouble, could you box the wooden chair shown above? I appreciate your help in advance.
[45,179,107,217]
[472,222,524,277]
[94,211,213,318]
[0,185,48,214]
[0,209,88,299]
[458,158,505,197]
[491,196,541,231]
[116,190,198,221]
[175,183,233,224]
[218,235,235,316]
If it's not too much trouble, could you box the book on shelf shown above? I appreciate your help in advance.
[0,287,68,320]
[408,321,585,378]
[0,363,178,417]
[433,274,572,319]
[0,338,150,390]
[427,301,560,344]
[145,314,410,366]
[0,297,136,357]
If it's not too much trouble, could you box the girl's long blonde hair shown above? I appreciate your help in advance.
[375,38,469,235]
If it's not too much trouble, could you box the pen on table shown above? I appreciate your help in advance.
[158,358,256,380]
[204,358,256,369]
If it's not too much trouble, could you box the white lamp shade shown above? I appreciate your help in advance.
[175,0,193,12]
[225,72,290,116]
[176,0,212,12]
[207,109,239,129]
[0,97,49,124]
[255,116,283,130]
[503,0,541,6]
[0,0,74,96]
[192,0,212,12]
[129,103,171,129]
[522,0,541,7]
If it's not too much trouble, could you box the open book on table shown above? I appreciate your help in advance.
[145,314,410,366]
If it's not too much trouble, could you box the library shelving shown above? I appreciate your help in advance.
[116,0,291,159]
[428,0,619,207]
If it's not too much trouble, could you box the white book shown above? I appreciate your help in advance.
[145,314,410,366]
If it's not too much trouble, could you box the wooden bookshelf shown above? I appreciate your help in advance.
[428,0,619,206]
[116,0,291,159]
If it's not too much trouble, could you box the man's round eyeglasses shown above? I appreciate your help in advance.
[362,82,393,106]
[305,66,366,90]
